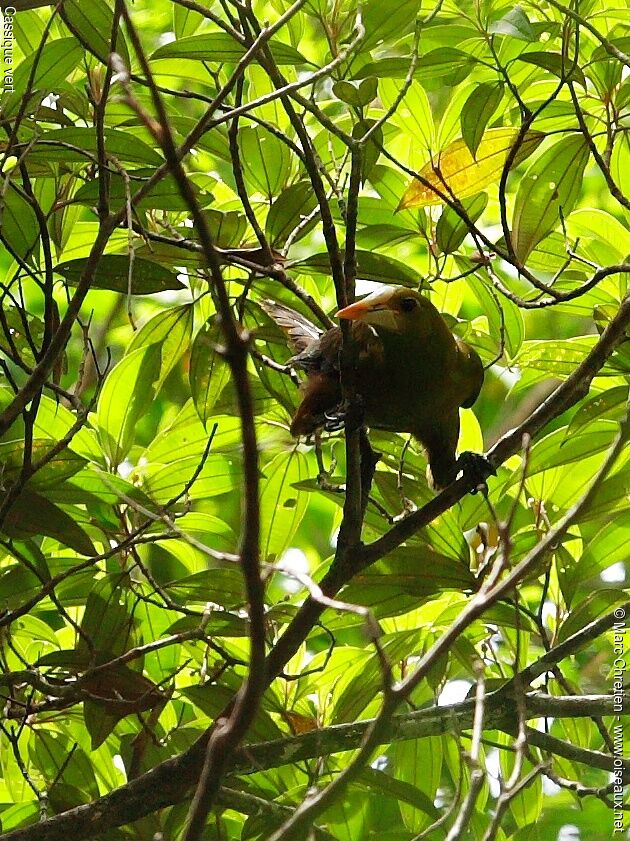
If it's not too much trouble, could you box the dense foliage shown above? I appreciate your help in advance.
[0,0,629,839]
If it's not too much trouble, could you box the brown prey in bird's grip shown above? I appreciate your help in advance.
[260,286,494,491]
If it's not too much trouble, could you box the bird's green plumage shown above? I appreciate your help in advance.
[261,287,484,488]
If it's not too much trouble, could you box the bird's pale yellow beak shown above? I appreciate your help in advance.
[335,289,394,320]
[336,300,374,320]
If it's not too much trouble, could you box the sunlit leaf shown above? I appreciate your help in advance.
[127,304,193,390]
[399,129,544,209]
[0,37,82,117]
[189,317,232,430]
[259,450,309,562]
[468,274,524,359]
[435,192,487,255]
[96,343,163,466]
[566,386,628,439]
[63,0,131,67]
[392,738,443,833]
[460,83,504,157]
[489,6,537,41]
[512,135,589,261]
[1,183,40,264]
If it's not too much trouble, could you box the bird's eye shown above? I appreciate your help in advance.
[399,297,417,313]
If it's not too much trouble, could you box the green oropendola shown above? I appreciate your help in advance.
[261,286,491,489]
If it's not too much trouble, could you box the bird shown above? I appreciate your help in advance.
[260,286,492,490]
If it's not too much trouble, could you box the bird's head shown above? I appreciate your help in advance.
[336,286,439,335]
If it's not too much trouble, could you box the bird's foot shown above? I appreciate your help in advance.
[322,411,345,432]
[323,395,365,433]
[457,451,496,494]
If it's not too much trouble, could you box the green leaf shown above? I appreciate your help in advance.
[359,0,421,52]
[379,79,434,151]
[137,454,236,504]
[557,589,628,642]
[522,421,617,477]
[173,1,203,38]
[0,804,39,832]
[0,439,86,490]
[0,565,46,610]
[96,343,164,466]
[127,304,193,391]
[31,394,103,463]
[561,512,630,600]
[79,575,134,656]
[513,337,602,377]
[1,489,97,556]
[151,33,309,65]
[332,77,378,107]
[581,464,630,521]
[1,37,83,118]
[144,399,228,464]
[507,761,543,826]
[566,386,628,439]
[516,51,586,88]
[511,136,590,262]
[259,450,309,562]
[489,6,537,41]
[1,183,40,264]
[265,180,318,246]
[44,468,155,510]
[356,224,417,249]
[63,0,131,67]
[182,684,282,741]
[588,36,630,95]
[55,255,185,294]
[6,539,50,583]
[343,546,475,612]
[358,768,439,819]
[239,126,292,199]
[414,47,475,87]
[611,133,630,203]
[436,193,488,255]
[166,565,244,606]
[203,209,249,248]
[12,9,45,55]
[72,172,215,211]
[468,274,524,359]
[392,738,443,833]
[295,250,421,286]
[460,83,504,158]
[352,119,383,183]
[565,208,630,262]
[33,127,163,166]
[83,701,118,751]
[189,318,232,429]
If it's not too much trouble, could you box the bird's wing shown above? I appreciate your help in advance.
[259,299,323,354]
[455,339,484,408]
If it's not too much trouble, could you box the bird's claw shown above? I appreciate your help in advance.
[323,396,365,433]
[323,411,345,432]
[457,451,496,494]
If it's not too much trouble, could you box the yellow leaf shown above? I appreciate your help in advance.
[398,128,544,209]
